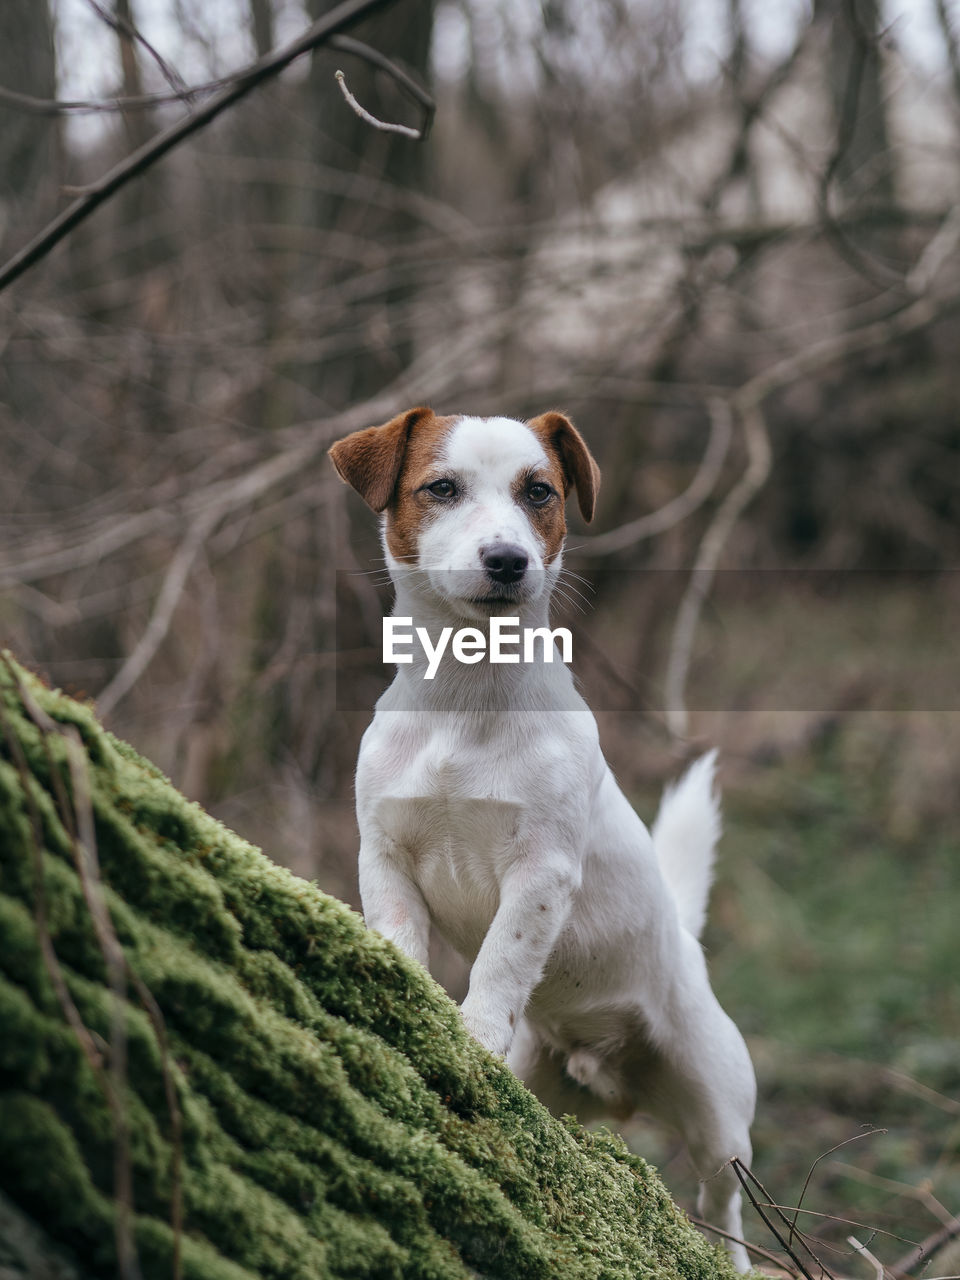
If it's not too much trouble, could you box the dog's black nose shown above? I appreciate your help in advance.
[482,544,529,585]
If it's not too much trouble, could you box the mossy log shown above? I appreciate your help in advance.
[0,655,739,1280]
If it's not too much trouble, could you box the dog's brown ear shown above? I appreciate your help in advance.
[328,407,434,512]
[528,411,601,523]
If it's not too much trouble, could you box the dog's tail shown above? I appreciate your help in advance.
[650,750,721,940]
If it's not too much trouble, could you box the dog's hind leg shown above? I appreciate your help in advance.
[626,992,756,1272]
[678,1078,753,1274]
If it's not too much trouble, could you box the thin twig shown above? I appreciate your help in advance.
[735,1157,852,1278]
[689,1213,798,1273]
[814,7,906,294]
[832,1164,958,1230]
[330,33,435,139]
[664,397,771,738]
[335,69,428,140]
[890,1215,960,1278]
[663,282,960,738]
[710,16,814,215]
[579,397,733,555]
[0,0,404,294]
[906,205,960,295]
[97,506,222,717]
[789,1129,887,1251]
[762,1203,918,1249]
[0,305,524,592]
[0,81,227,115]
[731,1158,824,1280]
[84,0,191,101]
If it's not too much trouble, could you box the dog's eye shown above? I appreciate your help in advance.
[527,482,553,506]
[426,479,457,500]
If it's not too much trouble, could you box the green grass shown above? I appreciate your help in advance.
[694,727,960,1272]
[710,737,960,1062]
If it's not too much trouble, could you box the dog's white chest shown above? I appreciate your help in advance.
[361,737,531,957]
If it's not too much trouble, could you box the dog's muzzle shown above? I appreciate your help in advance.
[481,543,529,586]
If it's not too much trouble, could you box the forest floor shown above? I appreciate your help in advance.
[626,724,960,1278]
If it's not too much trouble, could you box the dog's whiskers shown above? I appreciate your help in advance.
[552,587,587,616]
[561,568,595,591]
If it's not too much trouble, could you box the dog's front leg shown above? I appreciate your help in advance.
[460,853,578,1058]
[358,837,431,970]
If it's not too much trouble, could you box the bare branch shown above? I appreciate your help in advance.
[753,1201,923,1248]
[0,300,544,591]
[335,69,428,140]
[96,506,222,717]
[578,398,733,555]
[665,398,771,738]
[85,0,191,101]
[730,1157,829,1280]
[689,1214,798,1273]
[331,33,435,139]
[0,26,433,126]
[906,205,960,295]
[789,1129,888,1252]
[832,1164,957,1230]
[891,1215,960,1278]
[0,0,406,294]
[710,15,814,214]
[0,82,220,115]
[663,283,960,737]
[0,507,178,590]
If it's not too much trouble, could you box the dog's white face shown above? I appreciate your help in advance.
[329,407,599,622]
[408,415,563,620]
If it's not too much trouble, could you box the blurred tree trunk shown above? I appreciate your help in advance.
[0,0,60,526]
[303,0,435,405]
[178,2,437,807]
[0,0,59,254]
[111,0,170,273]
[814,0,895,207]
[250,0,435,797]
[250,0,276,58]
[242,0,287,433]
[115,0,151,152]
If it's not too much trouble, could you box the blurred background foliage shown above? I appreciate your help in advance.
[1,0,958,1272]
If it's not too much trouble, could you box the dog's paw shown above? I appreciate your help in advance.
[460,996,513,1058]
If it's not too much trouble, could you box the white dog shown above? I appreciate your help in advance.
[330,407,756,1270]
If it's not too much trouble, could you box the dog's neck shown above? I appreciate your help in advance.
[384,570,579,714]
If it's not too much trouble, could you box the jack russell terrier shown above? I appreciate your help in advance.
[329,407,756,1270]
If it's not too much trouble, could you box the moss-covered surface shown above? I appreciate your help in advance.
[0,654,738,1280]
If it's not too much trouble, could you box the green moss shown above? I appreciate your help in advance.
[0,653,740,1279]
